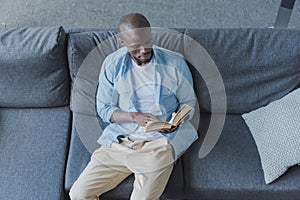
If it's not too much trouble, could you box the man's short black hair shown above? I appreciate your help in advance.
[118,13,151,33]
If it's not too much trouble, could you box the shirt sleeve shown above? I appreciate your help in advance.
[96,58,120,123]
[176,58,197,119]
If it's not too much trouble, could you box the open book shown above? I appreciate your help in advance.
[144,104,192,132]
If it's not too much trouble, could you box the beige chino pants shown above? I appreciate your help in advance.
[69,137,175,200]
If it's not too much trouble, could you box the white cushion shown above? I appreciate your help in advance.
[242,88,300,184]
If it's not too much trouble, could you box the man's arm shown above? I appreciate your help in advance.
[111,110,157,127]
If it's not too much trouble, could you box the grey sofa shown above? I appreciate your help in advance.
[0,26,299,200]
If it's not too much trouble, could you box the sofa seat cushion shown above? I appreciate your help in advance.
[183,113,300,200]
[0,106,71,200]
[0,26,69,108]
[242,88,300,184]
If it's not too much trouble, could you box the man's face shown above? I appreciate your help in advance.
[120,28,153,66]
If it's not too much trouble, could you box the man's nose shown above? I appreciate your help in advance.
[139,46,146,53]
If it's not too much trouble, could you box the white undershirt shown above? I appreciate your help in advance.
[129,58,163,140]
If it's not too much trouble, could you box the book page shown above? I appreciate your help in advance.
[144,120,173,132]
[172,104,192,125]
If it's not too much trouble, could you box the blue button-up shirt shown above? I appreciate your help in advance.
[96,45,198,159]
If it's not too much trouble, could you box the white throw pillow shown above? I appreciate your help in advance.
[242,88,300,184]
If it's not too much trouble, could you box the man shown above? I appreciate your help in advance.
[70,13,198,200]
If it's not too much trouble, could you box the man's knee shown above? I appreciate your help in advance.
[69,184,98,200]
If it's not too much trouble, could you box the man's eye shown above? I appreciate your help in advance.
[131,50,139,54]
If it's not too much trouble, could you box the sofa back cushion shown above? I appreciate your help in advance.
[0,26,69,108]
[69,28,300,115]
[186,28,300,114]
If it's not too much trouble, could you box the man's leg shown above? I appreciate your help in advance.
[69,145,132,200]
[123,137,175,200]
[131,164,174,200]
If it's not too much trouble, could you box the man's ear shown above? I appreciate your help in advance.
[119,38,125,46]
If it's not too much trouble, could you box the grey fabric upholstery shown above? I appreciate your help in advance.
[66,28,300,199]
[183,113,300,200]
[64,120,96,192]
[2,26,300,200]
[0,107,71,200]
[0,26,71,200]
[183,28,300,199]
[0,26,69,108]
[66,28,186,81]
[67,30,119,81]
[185,28,300,114]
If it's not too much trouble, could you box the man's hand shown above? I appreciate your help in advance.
[131,112,158,126]
[159,112,186,134]
[159,125,180,134]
